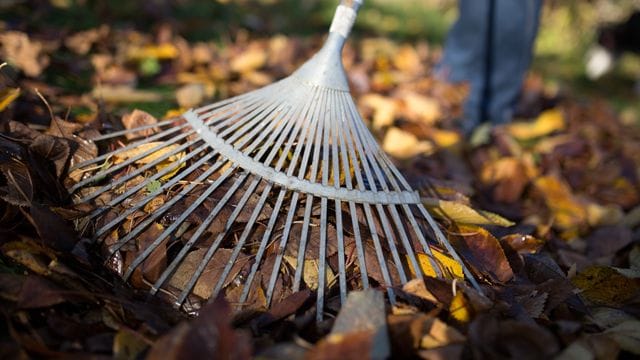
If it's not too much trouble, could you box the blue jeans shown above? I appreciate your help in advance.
[438,0,542,131]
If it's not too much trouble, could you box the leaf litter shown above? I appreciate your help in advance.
[0,6,640,359]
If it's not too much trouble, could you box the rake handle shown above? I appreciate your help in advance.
[329,0,363,39]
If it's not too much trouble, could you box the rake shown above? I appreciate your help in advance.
[68,0,480,320]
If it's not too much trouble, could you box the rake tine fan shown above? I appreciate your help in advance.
[68,0,481,321]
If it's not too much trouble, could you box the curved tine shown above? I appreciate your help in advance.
[416,204,481,291]
[211,182,275,301]
[193,85,267,116]
[91,145,214,231]
[70,130,195,194]
[344,98,408,284]
[329,90,347,304]
[105,89,295,251]
[123,164,238,280]
[70,122,189,172]
[315,87,334,322]
[72,89,264,173]
[399,204,441,278]
[150,172,250,296]
[91,89,289,227]
[265,85,325,305]
[77,137,203,203]
[175,176,262,308]
[339,93,395,303]
[346,105,430,279]
[335,92,369,288]
[108,155,225,257]
[216,88,309,303]
[292,87,329,293]
[90,118,178,142]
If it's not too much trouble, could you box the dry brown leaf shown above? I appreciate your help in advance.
[451,224,514,283]
[382,127,433,159]
[0,31,50,76]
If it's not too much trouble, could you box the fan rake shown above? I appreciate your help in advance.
[68,0,480,320]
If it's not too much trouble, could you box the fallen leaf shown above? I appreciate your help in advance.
[0,31,50,76]
[533,175,588,234]
[422,197,514,227]
[571,265,639,306]
[382,127,433,159]
[450,224,514,283]
[604,320,640,355]
[121,109,159,140]
[507,108,565,140]
[231,45,267,73]
[0,87,20,112]
[406,249,464,279]
[449,291,471,323]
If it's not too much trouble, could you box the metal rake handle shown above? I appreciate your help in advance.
[329,0,363,39]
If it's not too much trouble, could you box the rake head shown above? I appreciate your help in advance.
[67,0,479,320]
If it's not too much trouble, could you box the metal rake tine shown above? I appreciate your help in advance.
[292,87,330,294]
[175,176,262,307]
[220,87,314,305]
[109,156,226,259]
[339,93,396,303]
[315,87,335,322]
[335,92,369,289]
[123,165,238,280]
[264,85,326,305]
[95,88,296,231]
[329,90,347,305]
[70,130,195,193]
[345,98,410,285]
[90,117,178,142]
[149,171,250,296]
[108,90,297,250]
[76,137,204,203]
[91,147,214,233]
[180,85,306,305]
[70,122,189,172]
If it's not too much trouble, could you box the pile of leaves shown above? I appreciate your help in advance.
[2,9,640,359]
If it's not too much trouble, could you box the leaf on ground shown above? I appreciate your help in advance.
[571,265,639,306]
[449,291,471,323]
[533,175,588,234]
[382,127,433,159]
[450,224,514,283]
[0,87,20,112]
[121,109,159,140]
[29,203,77,252]
[0,31,50,76]
[29,135,70,178]
[423,197,514,227]
[506,108,565,140]
[308,289,389,360]
[479,156,534,203]
[406,249,464,279]
[146,296,252,360]
[169,248,249,300]
[604,321,640,355]
[112,141,185,180]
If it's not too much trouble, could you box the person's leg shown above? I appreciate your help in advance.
[438,0,542,132]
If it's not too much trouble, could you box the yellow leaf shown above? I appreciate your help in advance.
[283,256,336,290]
[382,127,433,159]
[571,265,639,306]
[0,87,20,112]
[400,91,441,125]
[422,198,514,227]
[127,43,178,60]
[407,249,464,279]
[507,108,565,140]
[533,175,588,233]
[360,93,397,130]
[230,46,267,73]
[449,291,471,323]
[113,142,185,181]
[428,128,460,148]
